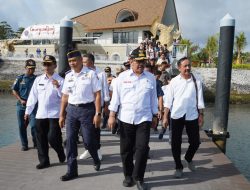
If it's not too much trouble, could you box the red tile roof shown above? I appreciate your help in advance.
[72,0,169,31]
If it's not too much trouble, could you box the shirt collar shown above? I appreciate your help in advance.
[129,69,146,77]
[71,67,88,75]
[178,74,192,81]
[43,73,56,80]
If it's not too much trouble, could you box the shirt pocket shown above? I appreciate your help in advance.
[121,83,134,99]
[143,82,153,93]
[67,83,75,94]
[37,85,45,91]
[80,78,91,85]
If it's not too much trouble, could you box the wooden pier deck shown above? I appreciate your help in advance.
[0,131,249,190]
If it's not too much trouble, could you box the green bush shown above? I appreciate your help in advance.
[232,64,250,70]
[0,80,13,91]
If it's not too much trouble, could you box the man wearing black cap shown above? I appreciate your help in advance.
[59,50,102,181]
[12,59,37,151]
[123,61,130,70]
[25,55,65,169]
[108,49,158,190]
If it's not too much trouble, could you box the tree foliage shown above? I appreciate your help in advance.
[205,35,218,65]
[0,21,22,40]
[235,32,247,64]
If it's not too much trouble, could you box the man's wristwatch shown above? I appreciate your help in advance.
[95,112,101,116]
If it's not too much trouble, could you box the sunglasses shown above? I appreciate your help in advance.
[43,63,53,67]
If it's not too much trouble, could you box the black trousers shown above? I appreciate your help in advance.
[120,121,151,181]
[66,104,99,174]
[171,115,200,169]
[36,118,64,165]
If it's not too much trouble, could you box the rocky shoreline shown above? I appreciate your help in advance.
[1,59,250,103]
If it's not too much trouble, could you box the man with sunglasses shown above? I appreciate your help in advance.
[12,59,37,151]
[108,49,158,190]
[25,55,66,169]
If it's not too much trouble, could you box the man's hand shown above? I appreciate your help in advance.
[157,110,163,120]
[52,79,60,88]
[59,116,65,128]
[108,115,116,130]
[198,114,204,128]
[162,116,169,129]
[103,103,109,116]
[24,114,29,121]
[93,115,101,128]
[24,114,29,128]
[152,116,158,129]
[20,100,26,105]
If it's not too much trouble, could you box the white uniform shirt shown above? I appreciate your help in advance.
[109,69,158,125]
[109,77,117,92]
[164,74,205,120]
[25,73,64,119]
[90,67,110,107]
[62,66,101,104]
[162,84,170,108]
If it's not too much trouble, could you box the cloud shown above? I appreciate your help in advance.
[175,0,250,50]
[1,0,249,50]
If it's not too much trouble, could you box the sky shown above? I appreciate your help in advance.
[1,0,249,50]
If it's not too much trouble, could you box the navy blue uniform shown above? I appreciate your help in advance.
[12,74,37,148]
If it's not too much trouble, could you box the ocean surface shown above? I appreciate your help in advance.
[0,94,249,181]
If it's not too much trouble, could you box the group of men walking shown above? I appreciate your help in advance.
[12,48,204,190]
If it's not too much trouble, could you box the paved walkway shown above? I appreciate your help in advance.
[0,131,249,190]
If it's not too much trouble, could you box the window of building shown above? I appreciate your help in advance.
[111,54,120,61]
[116,9,137,23]
[113,31,138,44]
[93,32,103,38]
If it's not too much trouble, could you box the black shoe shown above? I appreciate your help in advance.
[123,176,135,187]
[36,163,50,169]
[60,172,78,181]
[112,125,118,134]
[135,180,147,190]
[94,161,101,171]
[58,153,66,163]
[21,146,28,151]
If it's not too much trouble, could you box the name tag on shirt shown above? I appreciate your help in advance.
[123,83,133,88]
[38,84,45,86]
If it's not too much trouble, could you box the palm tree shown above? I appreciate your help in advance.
[205,35,218,65]
[235,32,247,64]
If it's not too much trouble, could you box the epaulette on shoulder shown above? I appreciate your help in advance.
[65,70,72,76]
[16,74,24,79]
[35,74,43,77]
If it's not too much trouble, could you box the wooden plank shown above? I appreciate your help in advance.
[0,131,249,190]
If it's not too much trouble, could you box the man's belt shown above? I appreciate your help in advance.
[69,102,94,107]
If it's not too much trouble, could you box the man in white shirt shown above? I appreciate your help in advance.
[25,55,65,169]
[108,49,158,190]
[59,50,102,181]
[79,53,110,161]
[162,57,205,178]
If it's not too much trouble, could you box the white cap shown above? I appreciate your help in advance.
[60,16,73,28]
[220,14,235,27]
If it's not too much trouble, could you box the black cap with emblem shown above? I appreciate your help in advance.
[25,59,36,68]
[67,50,81,59]
[43,55,56,64]
[130,48,147,61]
